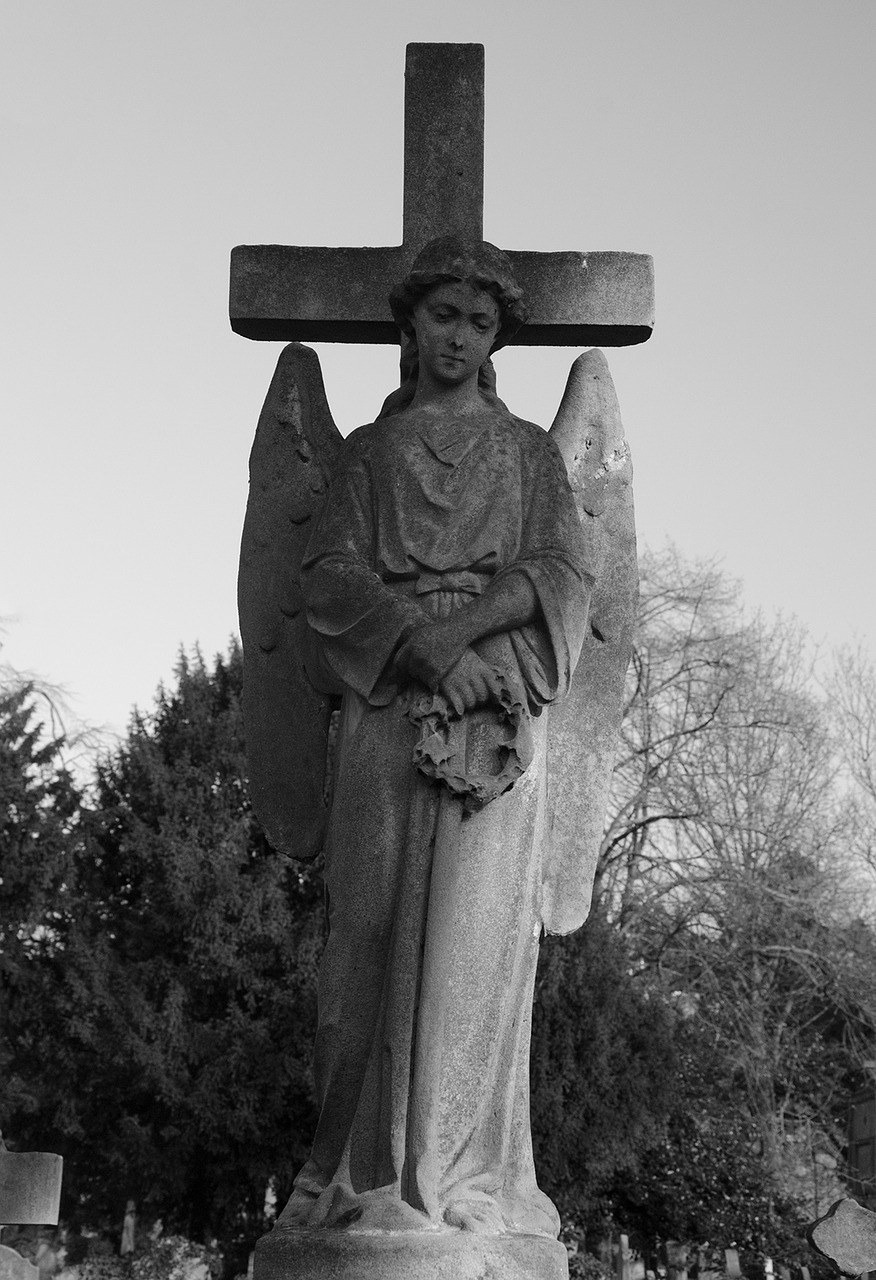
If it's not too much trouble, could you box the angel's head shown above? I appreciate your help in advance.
[379,237,527,419]
[389,236,528,353]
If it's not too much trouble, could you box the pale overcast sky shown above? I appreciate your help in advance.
[2,1,874,742]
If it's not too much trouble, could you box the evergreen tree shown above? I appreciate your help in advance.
[6,646,324,1264]
[0,681,82,1124]
[530,911,675,1223]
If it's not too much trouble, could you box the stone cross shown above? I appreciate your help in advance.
[230,43,654,349]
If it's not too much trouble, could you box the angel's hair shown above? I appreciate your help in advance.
[377,235,528,420]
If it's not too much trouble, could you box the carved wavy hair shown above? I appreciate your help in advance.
[378,235,528,420]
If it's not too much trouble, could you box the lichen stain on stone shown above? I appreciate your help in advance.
[275,383,303,429]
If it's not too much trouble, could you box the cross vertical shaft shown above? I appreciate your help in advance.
[403,44,484,247]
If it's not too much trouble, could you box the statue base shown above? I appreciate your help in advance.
[253,1225,569,1280]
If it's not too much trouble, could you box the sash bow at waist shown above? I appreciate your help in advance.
[414,571,485,598]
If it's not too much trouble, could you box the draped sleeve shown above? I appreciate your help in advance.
[300,428,425,704]
[487,424,594,708]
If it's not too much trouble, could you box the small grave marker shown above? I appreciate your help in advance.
[809,1197,876,1277]
[0,1140,63,1280]
[0,1244,38,1280]
[617,1234,633,1280]
[666,1241,688,1280]
[0,1146,62,1227]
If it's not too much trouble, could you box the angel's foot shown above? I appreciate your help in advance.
[275,1188,317,1229]
[346,1195,433,1232]
[444,1197,505,1234]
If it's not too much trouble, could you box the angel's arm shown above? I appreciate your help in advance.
[300,437,426,704]
[398,435,594,700]
[395,572,540,688]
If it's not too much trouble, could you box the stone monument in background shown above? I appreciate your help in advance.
[231,43,653,1280]
[0,1138,63,1280]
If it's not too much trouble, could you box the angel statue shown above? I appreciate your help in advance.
[238,236,637,1268]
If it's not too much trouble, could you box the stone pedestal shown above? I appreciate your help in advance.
[253,1225,569,1280]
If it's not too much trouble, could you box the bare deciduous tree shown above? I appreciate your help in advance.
[597,548,876,1195]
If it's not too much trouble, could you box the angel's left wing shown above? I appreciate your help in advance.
[238,343,343,860]
[543,349,638,934]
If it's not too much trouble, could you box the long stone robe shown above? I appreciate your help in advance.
[286,404,593,1236]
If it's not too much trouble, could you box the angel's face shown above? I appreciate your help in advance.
[412,281,500,388]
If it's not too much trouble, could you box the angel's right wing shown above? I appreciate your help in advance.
[543,349,639,934]
[238,343,343,861]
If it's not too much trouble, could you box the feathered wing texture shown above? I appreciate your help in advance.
[543,349,638,934]
[238,343,343,860]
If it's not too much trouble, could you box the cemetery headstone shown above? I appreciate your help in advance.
[120,1202,136,1256]
[666,1241,688,1280]
[0,1148,62,1230]
[0,1245,38,1280]
[809,1197,876,1276]
[0,1142,62,1280]
[618,1234,634,1280]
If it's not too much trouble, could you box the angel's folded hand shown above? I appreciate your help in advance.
[439,650,505,716]
[396,619,467,689]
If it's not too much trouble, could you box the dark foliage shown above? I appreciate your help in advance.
[612,1028,807,1264]
[1,683,82,1123]
[1,647,324,1266]
[530,910,676,1219]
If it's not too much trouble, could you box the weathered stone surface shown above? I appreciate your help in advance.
[508,249,654,346]
[254,1227,568,1280]
[404,43,484,246]
[0,1150,62,1226]
[0,1246,38,1280]
[238,343,342,861]
[808,1197,876,1276]
[243,243,604,1268]
[545,348,637,933]
[229,244,654,346]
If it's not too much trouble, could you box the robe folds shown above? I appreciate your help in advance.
[284,404,594,1236]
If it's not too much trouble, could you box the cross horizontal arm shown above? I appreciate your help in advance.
[230,245,654,347]
[508,250,654,347]
[230,245,408,344]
